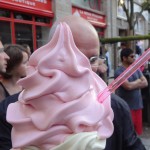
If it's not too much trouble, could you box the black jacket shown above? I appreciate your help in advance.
[105,94,146,150]
[0,93,146,150]
[0,93,19,150]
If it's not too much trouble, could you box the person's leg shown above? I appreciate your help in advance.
[135,109,143,135]
[131,109,143,135]
[131,110,136,127]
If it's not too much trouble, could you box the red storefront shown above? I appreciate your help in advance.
[0,0,54,52]
[72,6,106,38]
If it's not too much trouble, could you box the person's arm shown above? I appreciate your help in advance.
[121,75,148,90]
[138,75,148,89]
[121,79,142,90]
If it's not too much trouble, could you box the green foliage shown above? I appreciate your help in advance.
[100,35,150,44]
[141,0,150,12]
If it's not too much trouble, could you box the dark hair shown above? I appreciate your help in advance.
[22,44,29,49]
[121,42,127,47]
[1,44,26,79]
[120,48,134,62]
[22,44,31,57]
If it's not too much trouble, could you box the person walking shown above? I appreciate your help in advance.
[117,42,127,67]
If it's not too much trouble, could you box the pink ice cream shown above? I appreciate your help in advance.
[7,23,113,150]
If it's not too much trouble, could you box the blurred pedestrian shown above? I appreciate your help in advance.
[117,42,127,67]
[0,44,28,102]
[115,48,148,135]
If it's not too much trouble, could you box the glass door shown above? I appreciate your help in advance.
[36,26,50,48]
[0,21,12,45]
[15,23,33,52]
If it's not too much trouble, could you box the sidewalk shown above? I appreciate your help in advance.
[140,124,150,150]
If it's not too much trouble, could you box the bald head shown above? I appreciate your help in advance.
[50,16,100,59]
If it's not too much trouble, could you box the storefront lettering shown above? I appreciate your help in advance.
[79,10,84,14]
[83,11,92,16]
[11,0,47,6]
[12,0,35,6]
[72,7,106,27]
[91,14,103,19]
[0,0,53,16]
[35,0,47,4]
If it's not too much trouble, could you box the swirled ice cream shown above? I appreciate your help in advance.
[7,23,113,150]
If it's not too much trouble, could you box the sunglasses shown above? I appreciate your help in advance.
[128,55,135,58]
[89,56,106,67]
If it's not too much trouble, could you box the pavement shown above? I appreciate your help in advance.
[140,124,150,150]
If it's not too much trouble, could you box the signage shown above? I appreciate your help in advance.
[72,7,106,27]
[0,0,53,16]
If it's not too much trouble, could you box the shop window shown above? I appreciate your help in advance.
[0,21,11,45]
[95,27,104,38]
[36,26,50,48]
[89,0,103,11]
[14,12,32,21]
[119,29,127,36]
[15,23,33,52]
[0,9,10,18]
[72,0,103,11]
[134,17,145,34]
[35,16,50,23]
[0,8,52,50]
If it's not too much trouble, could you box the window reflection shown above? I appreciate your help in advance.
[36,26,50,48]
[35,16,50,23]
[0,21,11,45]
[0,9,10,18]
[15,23,33,52]
[14,12,32,21]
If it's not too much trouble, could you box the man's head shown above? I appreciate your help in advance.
[121,48,135,65]
[0,38,9,73]
[50,16,101,72]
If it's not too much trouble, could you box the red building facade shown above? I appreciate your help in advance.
[72,6,106,38]
[0,0,53,51]
[0,0,107,52]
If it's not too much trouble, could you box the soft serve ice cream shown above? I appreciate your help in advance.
[7,23,114,150]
